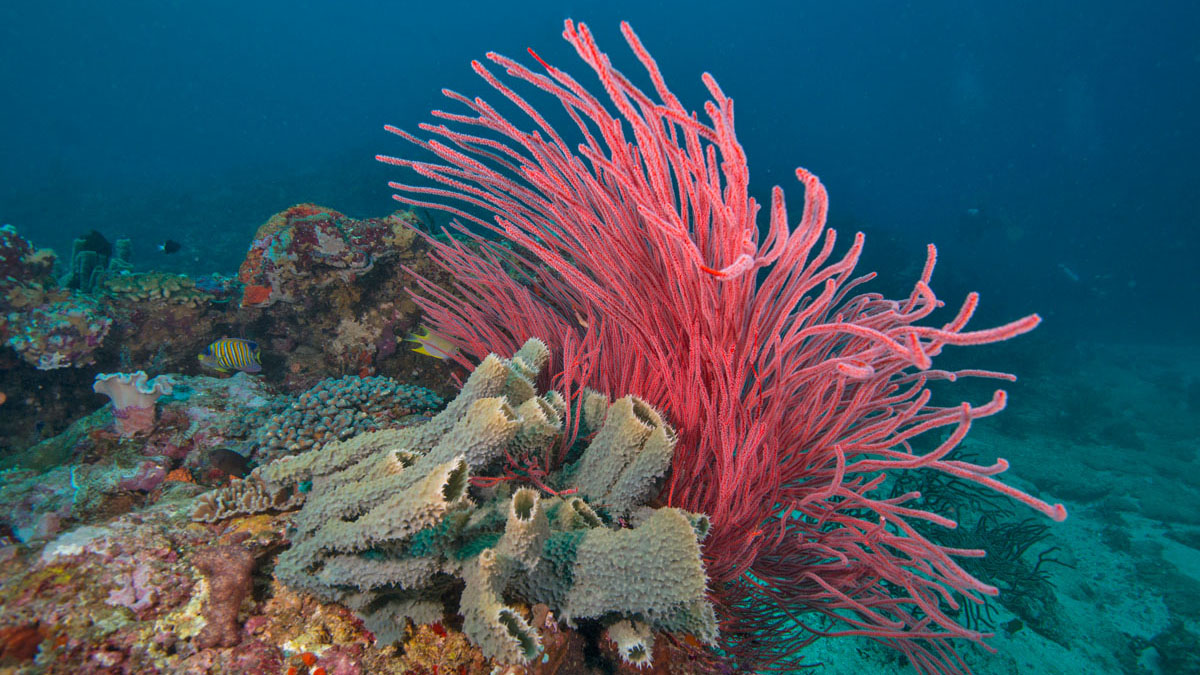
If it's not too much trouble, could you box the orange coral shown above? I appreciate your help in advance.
[237,246,266,283]
[164,467,194,483]
[0,622,45,661]
[241,284,272,307]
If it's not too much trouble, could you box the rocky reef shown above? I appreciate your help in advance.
[234,204,458,390]
[0,206,458,454]
[0,212,721,673]
[0,225,111,372]
[237,204,416,309]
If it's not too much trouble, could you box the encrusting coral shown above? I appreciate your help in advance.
[218,338,716,668]
[100,272,216,307]
[192,543,258,649]
[226,374,445,463]
[236,204,418,308]
[190,478,305,523]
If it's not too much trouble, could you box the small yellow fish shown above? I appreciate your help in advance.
[405,326,459,360]
[198,338,262,373]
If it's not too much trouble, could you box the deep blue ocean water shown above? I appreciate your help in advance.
[2,2,1199,673]
[2,1,1196,344]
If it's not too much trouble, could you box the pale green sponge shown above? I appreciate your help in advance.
[247,338,715,665]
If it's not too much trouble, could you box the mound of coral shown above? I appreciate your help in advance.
[232,375,446,463]
[0,226,112,372]
[238,204,417,308]
[233,204,455,390]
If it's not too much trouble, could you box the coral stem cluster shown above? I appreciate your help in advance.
[378,19,1065,672]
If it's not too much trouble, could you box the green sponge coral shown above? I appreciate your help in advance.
[255,339,715,666]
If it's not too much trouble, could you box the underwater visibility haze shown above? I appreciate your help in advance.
[0,2,1197,674]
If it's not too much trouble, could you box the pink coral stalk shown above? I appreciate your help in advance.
[379,20,1065,672]
[93,371,173,436]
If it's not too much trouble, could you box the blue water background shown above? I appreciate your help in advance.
[1,0,1196,344]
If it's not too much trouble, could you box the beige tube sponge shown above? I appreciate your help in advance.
[513,336,550,374]
[553,496,603,530]
[423,397,521,470]
[257,427,413,486]
[495,487,550,568]
[316,555,441,592]
[579,387,610,430]
[251,338,714,667]
[569,395,677,518]
[286,448,419,538]
[606,619,654,668]
[558,508,717,645]
[398,352,513,451]
[461,549,542,663]
[310,456,470,553]
[509,396,563,460]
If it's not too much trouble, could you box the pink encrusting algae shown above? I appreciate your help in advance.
[378,19,1066,673]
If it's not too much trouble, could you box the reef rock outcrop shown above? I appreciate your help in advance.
[237,204,417,308]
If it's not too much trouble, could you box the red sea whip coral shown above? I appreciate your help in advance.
[378,20,1066,672]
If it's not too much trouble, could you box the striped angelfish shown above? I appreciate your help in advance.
[198,338,262,373]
